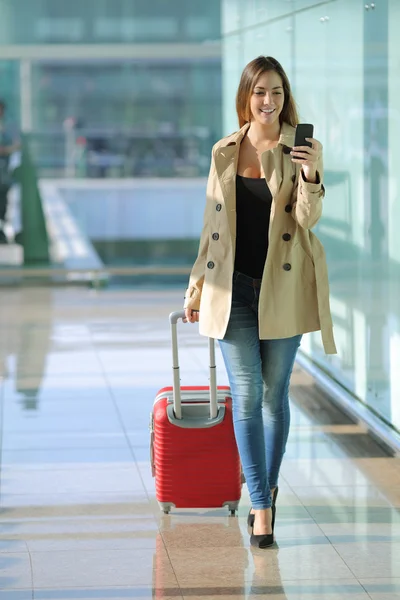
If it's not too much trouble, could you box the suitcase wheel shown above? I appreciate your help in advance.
[163,509,171,514]
[230,509,236,517]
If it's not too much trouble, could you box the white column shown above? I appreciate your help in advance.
[20,59,32,133]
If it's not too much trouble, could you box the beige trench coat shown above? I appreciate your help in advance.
[184,122,337,354]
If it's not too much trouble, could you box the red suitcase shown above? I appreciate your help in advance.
[150,310,241,515]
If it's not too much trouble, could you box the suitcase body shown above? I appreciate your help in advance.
[150,312,241,514]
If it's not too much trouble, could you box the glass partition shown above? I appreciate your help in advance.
[0,1,221,281]
[0,61,20,124]
[0,0,220,44]
[28,60,221,178]
[221,0,400,434]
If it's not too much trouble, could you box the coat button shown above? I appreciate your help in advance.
[282,233,291,242]
[207,261,215,269]
[285,204,292,213]
[291,175,296,183]
[212,233,219,241]
[216,204,222,212]
[283,263,292,271]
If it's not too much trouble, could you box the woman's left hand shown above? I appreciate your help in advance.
[290,137,322,183]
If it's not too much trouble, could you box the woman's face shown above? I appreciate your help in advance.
[249,70,285,126]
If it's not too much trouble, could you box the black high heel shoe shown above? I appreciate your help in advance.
[250,512,274,549]
[271,487,279,531]
[247,509,255,530]
[247,487,279,531]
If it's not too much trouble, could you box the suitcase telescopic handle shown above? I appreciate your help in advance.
[169,311,218,420]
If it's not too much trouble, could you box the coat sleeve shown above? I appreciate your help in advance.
[183,151,216,311]
[290,157,325,230]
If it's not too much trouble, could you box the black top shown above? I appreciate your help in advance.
[234,174,273,279]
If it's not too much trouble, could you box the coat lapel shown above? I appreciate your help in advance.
[214,124,249,245]
[213,121,296,244]
[261,146,282,199]
[214,145,237,244]
[262,122,296,201]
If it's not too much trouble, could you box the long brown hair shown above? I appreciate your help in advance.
[236,56,299,128]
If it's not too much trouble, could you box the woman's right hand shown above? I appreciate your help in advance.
[183,308,199,324]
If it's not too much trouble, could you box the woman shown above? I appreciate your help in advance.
[183,56,336,549]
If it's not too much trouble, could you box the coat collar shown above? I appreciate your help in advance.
[214,123,295,213]
[213,122,296,244]
[213,122,296,194]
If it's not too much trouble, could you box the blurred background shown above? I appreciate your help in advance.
[0,0,399,445]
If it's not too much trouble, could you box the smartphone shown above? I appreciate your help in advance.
[294,123,314,148]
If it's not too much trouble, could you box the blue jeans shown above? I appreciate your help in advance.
[218,271,302,510]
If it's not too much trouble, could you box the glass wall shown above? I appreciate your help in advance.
[0,60,20,125]
[29,60,220,177]
[0,1,221,276]
[0,0,222,176]
[0,0,220,44]
[222,0,400,434]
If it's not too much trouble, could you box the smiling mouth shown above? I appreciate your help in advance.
[260,108,275,114]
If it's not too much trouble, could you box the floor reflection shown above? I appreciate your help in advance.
[0,287,398,598]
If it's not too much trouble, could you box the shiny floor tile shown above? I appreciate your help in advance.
[283,439,347,460]
[310,507,400,526]
[9,357,103,378]
[291,386,355,429]
[376,487,400,507]
[160,520,245,549]
[107,373,207,391]
[30,548,178,588]
[2,375,109,397]
[359,578,400,600]
[167,545,353,585]
[0,552,32,589]
[331,542,400,578]
[0,492,152,511]
[1,447,135,468]
[140,472,313,523]
[160,519,327,550]
[115,405,159,429]
[0,540,29,553]
[3,395,114,412]
[351,458,400,486]
[292,485,392,515]
[317,520,400,543]
[128,430,153,449]
[1,287,399,598]
[34,588,182,600]
[1,466,145,495]
[178,579,370,600]
[1,432,130,451]
[0,513,158,536]
[5,515,160,552]
[0,592,32,599]
[280,458,383,487]
[2,383,113,402]
[2,405,123,434]
[26,535,159,553]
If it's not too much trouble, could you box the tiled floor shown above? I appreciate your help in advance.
[0,287,399,600]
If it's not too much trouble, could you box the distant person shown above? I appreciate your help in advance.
[184,56,336,548]
[0,100,20,243]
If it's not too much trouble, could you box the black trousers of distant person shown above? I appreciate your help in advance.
[0,184,10,222]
